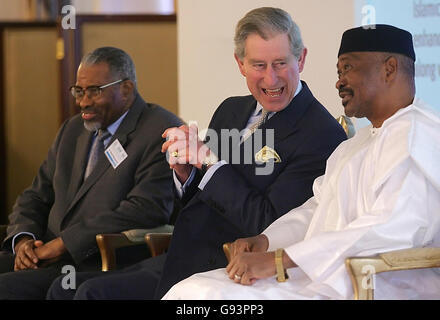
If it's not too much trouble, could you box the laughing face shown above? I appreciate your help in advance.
[235,33,306,112]
[75,62,128,131]
[336,52,383,119]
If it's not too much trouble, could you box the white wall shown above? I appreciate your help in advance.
[178,0,355,131]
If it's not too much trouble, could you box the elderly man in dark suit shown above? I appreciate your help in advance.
[0,46,182,299]
[47,7,347,300]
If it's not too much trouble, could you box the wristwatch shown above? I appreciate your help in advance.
[275,248,289,282]
[200,152,219,173]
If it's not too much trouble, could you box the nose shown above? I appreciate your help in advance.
[78,94,92,109]
[264,65,278,87]
[335,76,346,91]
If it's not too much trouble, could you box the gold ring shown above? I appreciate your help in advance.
[234,274,242,280]
[171,151,179,158]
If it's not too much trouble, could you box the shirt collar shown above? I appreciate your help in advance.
[101,109,129,136]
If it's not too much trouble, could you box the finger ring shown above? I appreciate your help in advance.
[171,151,179,158]
[234,274,242,280]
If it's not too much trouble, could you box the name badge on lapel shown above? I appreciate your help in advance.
[104,139,128,169]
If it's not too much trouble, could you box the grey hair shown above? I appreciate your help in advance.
[234,7,305,60]
[81,47,137,86]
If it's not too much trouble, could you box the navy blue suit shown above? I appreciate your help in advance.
[47,81,347,300]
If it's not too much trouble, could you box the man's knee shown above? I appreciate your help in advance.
[46,275,76,300]
[0,272,17,299]
[74,279,105,300]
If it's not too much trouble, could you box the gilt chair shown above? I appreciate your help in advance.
[345,247,440,300]
[96,224,174,271]
[96,200,181,271]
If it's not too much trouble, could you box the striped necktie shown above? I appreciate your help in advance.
[242,109,270,142]
[84,129,111,179]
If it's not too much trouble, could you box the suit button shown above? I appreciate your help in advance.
[208,258,216,265]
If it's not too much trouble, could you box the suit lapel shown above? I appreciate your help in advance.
[232,98,256,132]
[64,95,146,215]
[222,98,256,162]
[65,129,93,205]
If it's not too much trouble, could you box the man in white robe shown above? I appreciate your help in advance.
[162,24,440,300]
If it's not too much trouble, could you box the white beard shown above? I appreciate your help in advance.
[83,120,101,132]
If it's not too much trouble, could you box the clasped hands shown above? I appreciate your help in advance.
[14,236,66,271]
[161,124,213,183]
[225,234,295,286]
[224,234,278,286]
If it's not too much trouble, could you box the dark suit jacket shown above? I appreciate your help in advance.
[2,95,183,266]
[155,81,347,298]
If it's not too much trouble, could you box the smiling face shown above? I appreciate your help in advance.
[336,52,384,119]
[235,32,306,112]
[75,62,129,131]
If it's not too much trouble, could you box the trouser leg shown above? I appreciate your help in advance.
[74,254,167,300]
[0,251,15,274]
[46,270,106,300]
[0,260,67,300]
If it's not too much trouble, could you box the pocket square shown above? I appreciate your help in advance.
[255,146,282,163]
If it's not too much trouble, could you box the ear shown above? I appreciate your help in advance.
[297,48,308,73]
[384,56,398,83]
[120,79,135,98]
[234,53,246,77]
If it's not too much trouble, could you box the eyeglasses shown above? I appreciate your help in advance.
[69,79,126,99]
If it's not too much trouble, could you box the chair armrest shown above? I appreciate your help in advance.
[96,224,174,271]
[0,225,7,243]
[345,247,440,300]
[144,233,172,257]
[96,233,141,272]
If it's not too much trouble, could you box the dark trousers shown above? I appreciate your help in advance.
[0,250,100,300]
[47,253,167,300]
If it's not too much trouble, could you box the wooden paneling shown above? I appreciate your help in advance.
[3,27,60,218]
[81,21,178,115]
